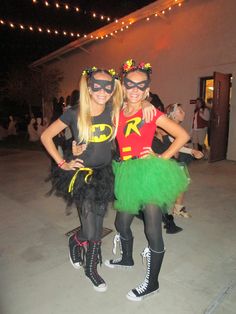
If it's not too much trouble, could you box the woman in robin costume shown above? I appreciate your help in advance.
[105,60,190,301]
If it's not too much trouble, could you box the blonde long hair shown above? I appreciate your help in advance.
[77,70,122,143]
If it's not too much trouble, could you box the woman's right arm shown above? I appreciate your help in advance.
[41,119,83,170]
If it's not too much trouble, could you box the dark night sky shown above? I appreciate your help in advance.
[1,0,157,73]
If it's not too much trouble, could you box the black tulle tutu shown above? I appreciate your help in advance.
[47,162,114,216]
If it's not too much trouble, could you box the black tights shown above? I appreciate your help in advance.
[115,204,164,252]
[76,200,104,241]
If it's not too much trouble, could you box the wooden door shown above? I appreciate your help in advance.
[209,72,230,162]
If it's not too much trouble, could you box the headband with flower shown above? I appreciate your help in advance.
[82,66,98,77]
[122,59,152,75]
[82,67,119,79]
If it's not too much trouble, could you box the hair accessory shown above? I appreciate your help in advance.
[122,59,152,75]
[82,67,119,80]
[138,62,152,73]
[82,66,98,76]
[108,68,120,80]
[122,59,136,73]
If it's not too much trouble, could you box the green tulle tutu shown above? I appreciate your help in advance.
[113,156,190,214]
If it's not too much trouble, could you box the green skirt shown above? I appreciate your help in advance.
[113,156,190,214]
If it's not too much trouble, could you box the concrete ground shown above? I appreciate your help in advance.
[0,149,236,314]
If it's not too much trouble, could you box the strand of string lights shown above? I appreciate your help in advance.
[0,0,184,41]
[0,18,132,40]
[31,0,115,23]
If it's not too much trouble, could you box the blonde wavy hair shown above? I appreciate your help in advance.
[77,70,123,143]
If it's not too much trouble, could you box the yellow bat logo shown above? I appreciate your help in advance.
[90,124,112,143]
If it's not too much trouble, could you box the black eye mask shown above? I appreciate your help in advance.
[124,77,150,91]
[89,76,115,94]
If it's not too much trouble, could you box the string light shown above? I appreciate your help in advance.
[152,0,183,19]
[0,16,133,40]
[1,1,184,42]
[31,0,116,23]
[0,17,94,38]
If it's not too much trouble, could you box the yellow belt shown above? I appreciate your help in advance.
[68,167,93,194]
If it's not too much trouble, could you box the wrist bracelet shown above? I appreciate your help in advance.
[58,159,66,168]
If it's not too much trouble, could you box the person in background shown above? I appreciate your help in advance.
[65,95,71,109]
[7,115,17,136]
[148,91,165,112]
[70,89,80,108]
[191,98,210,152]
[36,117,44,137]
[160,103,203,217]
[150,95,183,233]
[205,97,213,147]
[27,118,39,142]
[105,60,190,301]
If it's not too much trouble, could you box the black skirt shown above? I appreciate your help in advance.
[47,162,114,217]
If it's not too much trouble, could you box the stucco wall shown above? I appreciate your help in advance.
[46,0,236,160]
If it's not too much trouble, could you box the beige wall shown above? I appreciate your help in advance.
[47,0,236,160]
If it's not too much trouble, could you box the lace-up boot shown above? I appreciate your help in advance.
[127,247,165,301]
[68,233,87,269]
[85,241,107,292]
[105,234,134,269]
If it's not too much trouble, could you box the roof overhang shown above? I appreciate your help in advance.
[30,0,184,68]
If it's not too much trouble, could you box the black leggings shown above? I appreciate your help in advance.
[115,204,164,252]
[77,200,104,241]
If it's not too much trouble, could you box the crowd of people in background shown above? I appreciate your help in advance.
[0,88,80,143]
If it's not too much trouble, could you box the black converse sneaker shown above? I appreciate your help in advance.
[68,234,87,269]
[126,247,164,301]
[85,241,107,292]
[105,234,134,269]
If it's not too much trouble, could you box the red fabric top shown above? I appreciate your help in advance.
[116,108,164,160]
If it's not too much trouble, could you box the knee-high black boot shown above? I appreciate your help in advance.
[105,234,134,269]
[68,233,87,269]
[127,247,165,301]
[162,214,183,234]
[85,241,107,292]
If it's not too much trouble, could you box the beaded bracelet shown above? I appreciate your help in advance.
[58,159,66,168]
